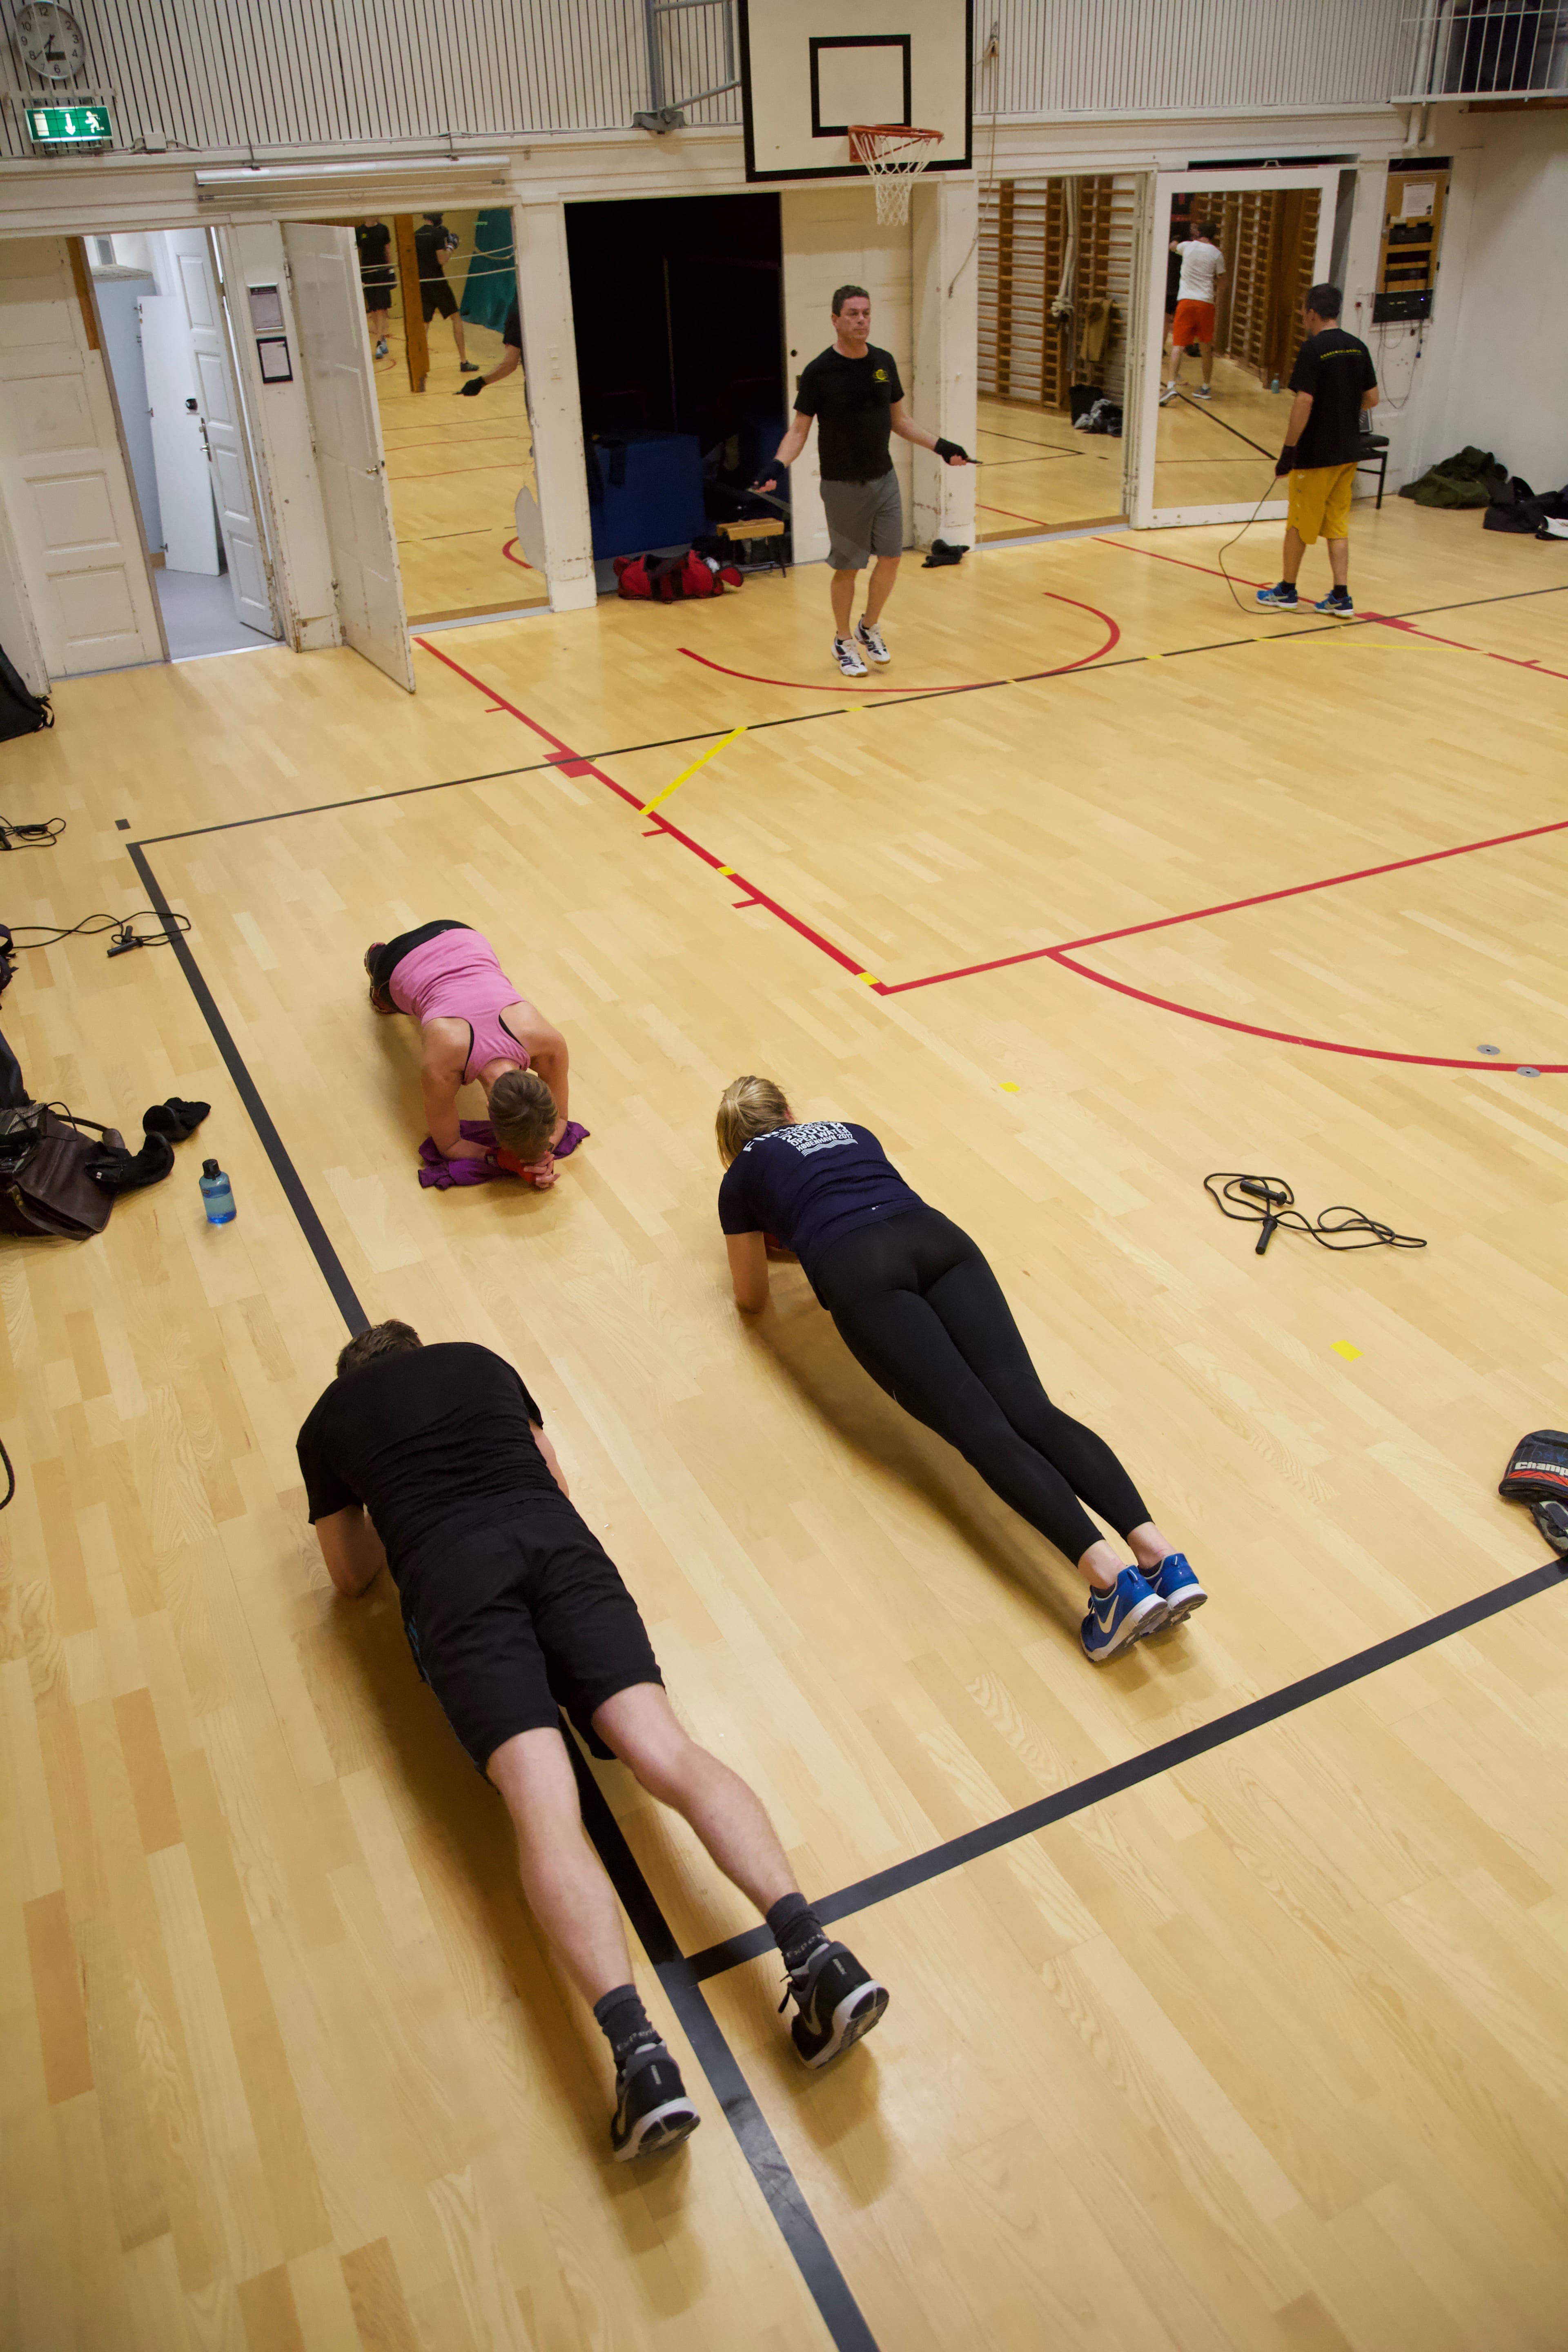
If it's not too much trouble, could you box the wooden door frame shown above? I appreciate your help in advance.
[393,216,430,392]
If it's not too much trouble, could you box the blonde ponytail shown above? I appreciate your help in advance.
[716,1075,792,1166]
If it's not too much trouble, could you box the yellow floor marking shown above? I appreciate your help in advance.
[640,724,747,816]
[1332,1341,1363,1362]
[998,1081,1021,1093]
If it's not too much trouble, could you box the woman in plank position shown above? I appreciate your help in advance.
[716,1078,1205,1662]
[366,921,585,1186]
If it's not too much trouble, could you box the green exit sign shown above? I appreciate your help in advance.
[26,104,113,146]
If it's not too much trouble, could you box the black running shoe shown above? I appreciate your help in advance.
[781,1941,889,2068]
[609,2041,701,2162]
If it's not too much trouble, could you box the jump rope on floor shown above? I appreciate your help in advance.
[1205,1174,1426,1257]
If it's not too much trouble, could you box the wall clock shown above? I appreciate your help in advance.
[13,6,87,84]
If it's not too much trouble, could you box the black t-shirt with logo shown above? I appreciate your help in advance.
[1288,327,1378,469]
[718,1121,924,1284]
[296,1343,558,1599]
[794,344,905,482]
[414,218,457,284]
[355,221,392,276]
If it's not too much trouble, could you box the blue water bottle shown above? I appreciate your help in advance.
[200,1158,236,1225]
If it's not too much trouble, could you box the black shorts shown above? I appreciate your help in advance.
[370,918,467,1000]
[421,278,459,322]
[401,1504,663,1771]
[361,270,393,313]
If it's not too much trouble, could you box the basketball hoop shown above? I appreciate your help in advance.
[848,125,944,227]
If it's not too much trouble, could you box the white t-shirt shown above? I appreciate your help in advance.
[1175,239,1225,303]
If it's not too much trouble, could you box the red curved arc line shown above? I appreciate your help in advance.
[1047,948,1568,1072]
[501,537,532,571]
[677,591,1120,697]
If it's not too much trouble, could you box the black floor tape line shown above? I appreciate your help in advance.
[129,842,370,1335]
[131,835,880,2352]
[686,1558,1567,1981]
[130,583,1568,854]
[568,1740,879,2352]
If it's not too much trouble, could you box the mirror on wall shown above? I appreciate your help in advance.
[975,174,1138,536]
[1152,185,1323,516]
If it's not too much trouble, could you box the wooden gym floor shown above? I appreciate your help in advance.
[5,497,1568,2350]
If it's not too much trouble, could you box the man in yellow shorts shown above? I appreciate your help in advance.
[1256,284,1379,615]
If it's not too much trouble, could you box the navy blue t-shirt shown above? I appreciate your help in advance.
[718,1122,923,1283]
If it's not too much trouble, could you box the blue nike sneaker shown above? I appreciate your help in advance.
[1256,581,1301,608]
[1080,1567,1167,1663]
[1151,1552,1207,1622]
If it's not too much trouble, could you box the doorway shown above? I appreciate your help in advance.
[88,230,281,661]
[564,193,784,588]
[339,208,546,626]
[975,175,1140,537]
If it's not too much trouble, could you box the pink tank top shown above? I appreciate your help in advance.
[388,928,528,1085]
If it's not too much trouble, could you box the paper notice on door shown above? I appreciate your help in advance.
[1400,180,1435,218]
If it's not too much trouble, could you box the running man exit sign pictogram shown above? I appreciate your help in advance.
[26,103,112,145]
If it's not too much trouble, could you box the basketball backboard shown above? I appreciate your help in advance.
[739,0,972,183]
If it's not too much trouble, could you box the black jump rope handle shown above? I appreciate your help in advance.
[1236,1177,1285,1256]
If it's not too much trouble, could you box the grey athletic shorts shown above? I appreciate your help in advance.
[822,470,902,569]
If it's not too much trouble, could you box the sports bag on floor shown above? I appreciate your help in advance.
[0,1104,122,1238]
[0,643,52,742]
[1499,1430,1568,1558]
[614,549,728,603]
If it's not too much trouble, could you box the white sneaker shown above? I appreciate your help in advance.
[1159,381,1180,405]
[854,619,890,665]
[1193,385,1212,401]
[833,635,868,677]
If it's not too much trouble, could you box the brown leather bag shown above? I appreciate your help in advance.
[0,1105,122,1239]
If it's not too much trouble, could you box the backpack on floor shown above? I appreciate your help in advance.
[614,550,737,604]
[0,644,52,742]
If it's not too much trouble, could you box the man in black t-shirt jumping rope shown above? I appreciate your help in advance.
[1256,283,1379,617]
[755,285,973,677]
[356,219,394,363]
[296,1319,889,2164]
[414,214,478,375]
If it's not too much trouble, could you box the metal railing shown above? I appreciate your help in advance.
[1399,0,1568,94]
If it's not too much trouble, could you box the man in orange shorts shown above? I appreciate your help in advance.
[1256,284,1379,616]
[1160,220,1225,403]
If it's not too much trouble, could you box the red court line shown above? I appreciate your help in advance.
[501,537,533,571]
[1098,535,1568,676]
[678,590,1121,697]
[411,636,870,979]
[978,502,1057,528]
[410,636,1567,1072]
[1046,949,1568,1073]
[881,813,1568,992]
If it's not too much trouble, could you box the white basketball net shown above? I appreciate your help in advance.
[849,125,944,226]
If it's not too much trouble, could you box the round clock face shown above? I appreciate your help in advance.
[15,5,86,84]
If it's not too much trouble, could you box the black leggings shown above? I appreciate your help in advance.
[811,1208,1149,1565]
[370,918,467,1000]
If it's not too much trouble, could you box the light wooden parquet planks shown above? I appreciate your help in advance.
[3,496,1567,2348]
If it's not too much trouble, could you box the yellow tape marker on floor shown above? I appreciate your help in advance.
[999,1081,1021,1093]
[640,724,747,816]
[857,972,879,986]
[718,865,734,876]
[1332,1341,1363,1362]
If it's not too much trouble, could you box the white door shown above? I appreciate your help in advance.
[282,223,413,692]
[170,231,277,635]
[140,293,220,574]
[0,236,163,675]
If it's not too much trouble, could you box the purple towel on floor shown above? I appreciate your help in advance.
[552,1120,589,1159]
[418,1119,506,1189]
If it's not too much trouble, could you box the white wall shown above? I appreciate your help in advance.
[1413,108,1568,492]
[222,222,339,651]
[910,176,978,550]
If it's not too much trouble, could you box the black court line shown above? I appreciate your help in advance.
[130,834,879,2352]
[131,579,1568,855]
[686,1557,1566,1980]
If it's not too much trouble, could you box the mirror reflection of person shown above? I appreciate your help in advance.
[1160,221,1226,404]
[414,213,476,374]
[356,218,394,363]
[456,298,521,396]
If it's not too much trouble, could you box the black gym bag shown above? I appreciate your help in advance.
[0,644,53,742]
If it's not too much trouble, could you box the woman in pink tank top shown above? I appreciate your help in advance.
[364,922,582,1183]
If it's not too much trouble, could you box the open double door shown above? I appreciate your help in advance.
[0,222,413,690]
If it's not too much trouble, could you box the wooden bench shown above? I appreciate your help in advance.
[716,517,788,576]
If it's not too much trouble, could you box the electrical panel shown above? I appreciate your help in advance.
[1374,158,1448,323]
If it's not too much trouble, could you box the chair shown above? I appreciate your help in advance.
[1356,432,1390,510]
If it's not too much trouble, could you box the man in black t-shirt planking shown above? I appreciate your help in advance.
[296,1319,889,2163]
[1256,283,1379,617]
[755,285,973,677]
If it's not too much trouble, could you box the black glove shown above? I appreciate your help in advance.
[457,376,486,397]
[1499,1430,1568,1559]
[934,438,971,464]
[1274,443,1298,477]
